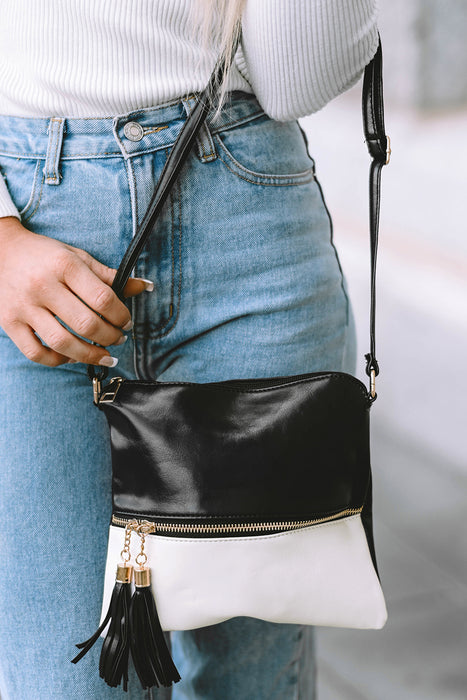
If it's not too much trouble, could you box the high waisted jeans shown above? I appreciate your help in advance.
[0,90,356,699]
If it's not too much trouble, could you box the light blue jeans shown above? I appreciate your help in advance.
[0,90,356,699]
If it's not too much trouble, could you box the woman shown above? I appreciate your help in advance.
[0,1,379,698]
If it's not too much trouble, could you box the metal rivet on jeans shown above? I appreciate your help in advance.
[123,121,144,141]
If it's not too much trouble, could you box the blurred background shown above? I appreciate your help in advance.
[298,2,467,698]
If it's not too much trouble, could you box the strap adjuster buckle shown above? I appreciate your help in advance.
[370,369,376,400]
[385,135,391,165]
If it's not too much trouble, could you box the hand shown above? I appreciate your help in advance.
[0,216,153,367]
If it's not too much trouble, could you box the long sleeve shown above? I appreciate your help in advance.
[238,0,379,121]
[0,0,380,218]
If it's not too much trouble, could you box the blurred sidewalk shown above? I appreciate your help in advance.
[299,86,467,700]
[300,88,467,472]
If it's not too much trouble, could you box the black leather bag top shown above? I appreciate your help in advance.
[100,372,371,523]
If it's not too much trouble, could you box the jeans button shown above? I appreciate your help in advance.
[123,121,144,141]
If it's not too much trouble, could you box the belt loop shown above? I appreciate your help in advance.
[43,117,65,185]
[181,95,217,163]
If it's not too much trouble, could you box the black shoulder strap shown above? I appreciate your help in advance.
[89,35,389,402]
[362,36,390,400]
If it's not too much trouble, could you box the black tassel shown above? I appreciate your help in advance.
[129,566,181,689]
[71,563,133,692]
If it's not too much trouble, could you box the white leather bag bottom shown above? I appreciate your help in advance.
[100,514,387,633]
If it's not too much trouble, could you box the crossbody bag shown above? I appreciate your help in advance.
[72,29,390,692]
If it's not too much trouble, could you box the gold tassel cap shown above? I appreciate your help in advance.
[134,567,151,588]
[116,563,133,584]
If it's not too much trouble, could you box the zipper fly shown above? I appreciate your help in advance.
[111,507,362,536]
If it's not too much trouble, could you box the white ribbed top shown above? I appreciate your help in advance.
[0,0,379,219]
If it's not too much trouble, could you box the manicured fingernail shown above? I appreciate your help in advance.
[114,335,128,346]
[67,359,77,364]
[138,278,154,292]
[99,356,119,367]
[122,319,133,331]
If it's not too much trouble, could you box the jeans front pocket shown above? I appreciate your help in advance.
[0,156,45,223]
[212,113,315,187]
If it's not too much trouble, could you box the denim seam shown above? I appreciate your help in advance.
[180,95,216,163]
[125,154,139,237]
[214,135,315,187]
[0,150,122,159]
[147,174,182,339]
[141,161,176,336]
[197,123,216,161]
[123,154,144,378]
[43,117,64,184]
[297,625,316,700]
[17,159,41,218]
[0,113,266,161]
[295,626,303,700]
[200,132,214,159]
[44,119,56,182]
[127,153,148,343]
[312,174,350,325]
[0,109,266,160]
[21,164,45,223]
[135,153,182,340]
[208,108,266,135]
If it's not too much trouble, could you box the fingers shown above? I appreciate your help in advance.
[59,251,155,331]
[69,247,117,287]
[69,246,154,298]
[47,284,127,348]
[23,307,118,367]
[6,321,70,367]
[58,251,132,329]
[0,235,155,368]
[123,277,154,298]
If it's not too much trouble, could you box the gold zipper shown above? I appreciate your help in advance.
[111,507,362,536]
[96,370,361,405]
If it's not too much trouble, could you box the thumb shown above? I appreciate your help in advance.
[107,269,154,298]
[69,247,154,297]
[123,276,154,298]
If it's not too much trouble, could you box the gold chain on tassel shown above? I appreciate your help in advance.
[115,519,138,584]
[135,528,148,568]
[120,520,136,563]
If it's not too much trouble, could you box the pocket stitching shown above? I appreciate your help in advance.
[312,174,350,325]
[213,133,315,187]
[147,173,182,339]
[18,159,44,221]
[133,150,182,340]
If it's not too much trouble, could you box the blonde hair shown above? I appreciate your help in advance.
[188,0,246,120]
